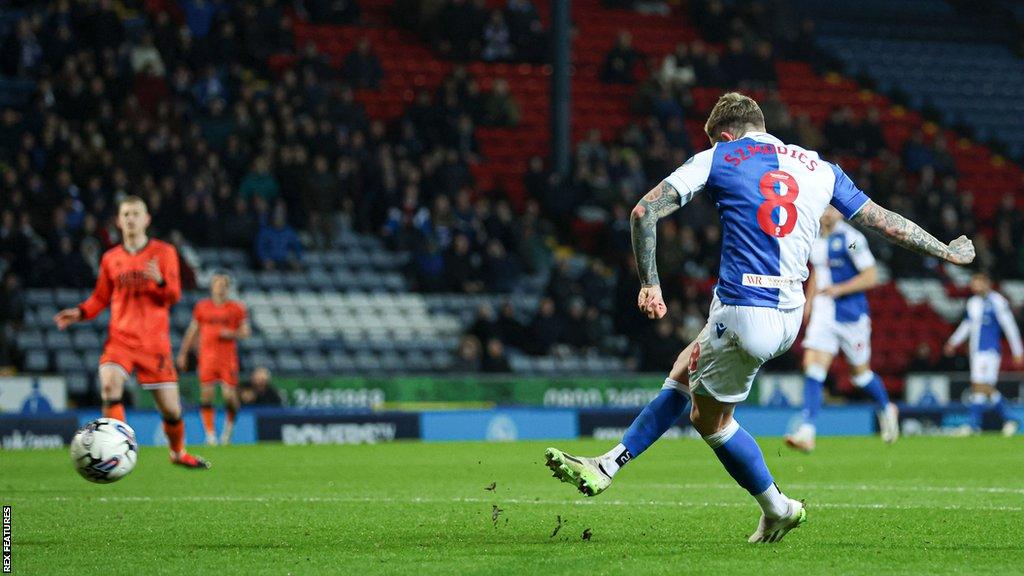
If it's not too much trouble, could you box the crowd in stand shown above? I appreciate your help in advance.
[394,0,549,63]
[0,0,1020,375]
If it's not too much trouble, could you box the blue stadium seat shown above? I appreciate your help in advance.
[24,350,49,372]
[45,331,73,351]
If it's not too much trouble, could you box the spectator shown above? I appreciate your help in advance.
[240,367,284,406]
[526,297,562,355]
[902,129,935,173]
[50,236,94,288]
[305,0,362,25]
[495,301,527,349]
[481,239,521,293]
[303,155,340,248]
[481,10,514,62]
[1,19,42,78]
[342,37,383,89]
[601,31,641,84]
[444,234,483,293]
[256,207,304,270]
[640,319,685,371]
[453,335,483,372]
[906,342,939,373]
[481,79,521,126]
[481,338,511,372]
[658,43,696,90]
[130,32,166,76]
[239,156,281,204]
[440,0,485,60]
[470,304,499,343]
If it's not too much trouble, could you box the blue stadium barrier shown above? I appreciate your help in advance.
[74,409,258,446]
[4,404,1019,449]
[421,408,579,442]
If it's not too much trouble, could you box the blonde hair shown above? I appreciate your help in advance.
[704,92,765,140]
[117,195,148,212]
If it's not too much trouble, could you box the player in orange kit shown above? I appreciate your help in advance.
[54,196,210,469]
[176,273,249,445]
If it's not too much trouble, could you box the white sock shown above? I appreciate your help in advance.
[754,483,791,519]
[598,443,630,478]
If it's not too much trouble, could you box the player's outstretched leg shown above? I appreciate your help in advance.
[786,364,826,452]
[544,379,690,496]
[152,387,211,469]
[544,346,694,496]
[852,369,899,443]
[691,391,805,543]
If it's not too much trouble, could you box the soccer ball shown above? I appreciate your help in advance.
[70,418,139,484]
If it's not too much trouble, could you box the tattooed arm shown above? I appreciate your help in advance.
[631,180,683,285]
[851,200,975,265]
[631,181,683,319]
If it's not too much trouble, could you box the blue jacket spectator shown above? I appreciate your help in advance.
[256,209,303,270]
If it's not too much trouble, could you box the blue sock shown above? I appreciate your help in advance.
[704,420,773,495]
[801,371,825,424]
[969,393,987,431]
[991,393,1014,424]
[854,371,890,409]
[621,383,690,458]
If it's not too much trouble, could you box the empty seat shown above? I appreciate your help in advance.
[25,350,49,372]
[55,351,85,372]
[45,331,73,350]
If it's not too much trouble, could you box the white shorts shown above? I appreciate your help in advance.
[803,311,872,367]
[969,351,1001,385]
[689,296,803,403]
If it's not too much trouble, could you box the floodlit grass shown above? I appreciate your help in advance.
[3,436,1023,575]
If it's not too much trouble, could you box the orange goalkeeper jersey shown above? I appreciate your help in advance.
[78,239,181,354]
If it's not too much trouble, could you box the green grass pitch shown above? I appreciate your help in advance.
[2,435,1023,575]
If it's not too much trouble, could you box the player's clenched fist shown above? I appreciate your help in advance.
[945,236,975,265]
[637,284,667,319]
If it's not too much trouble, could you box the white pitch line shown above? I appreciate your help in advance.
[638,482,1024,496]
[4,494,1021,513]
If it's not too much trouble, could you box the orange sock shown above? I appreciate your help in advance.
[104,400,126,423]
[226,404,237,426]
[200,405,215,436]
[163,418,185,455]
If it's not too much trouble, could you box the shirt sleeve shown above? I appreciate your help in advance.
[829,163,871,219]
[846,229,876,271]
[994,295,1024,358]
[79,254,113,320]
[947,297,976,348]
[152,244,182,306]
[663,148,714,207]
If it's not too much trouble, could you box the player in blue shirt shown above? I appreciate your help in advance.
[944,271,1023,436]
[785,207,898,453]
[544,93,975,543]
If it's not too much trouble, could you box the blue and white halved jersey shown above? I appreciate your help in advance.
[663,131,870,310]
[809,220,875,323]
[948,291,1023,357]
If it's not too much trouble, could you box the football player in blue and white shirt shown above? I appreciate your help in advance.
[944,271,1023,436]
[785,207,898,453]
[545,93,975,543]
